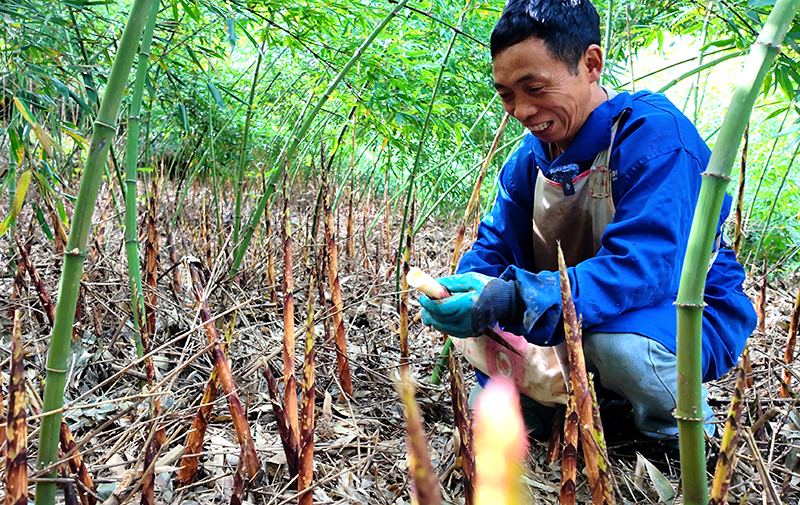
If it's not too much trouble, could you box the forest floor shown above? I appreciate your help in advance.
[1,180,799,505]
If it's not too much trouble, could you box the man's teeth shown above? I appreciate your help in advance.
[531,121,551,132]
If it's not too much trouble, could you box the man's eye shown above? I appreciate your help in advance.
[528,87,543,94]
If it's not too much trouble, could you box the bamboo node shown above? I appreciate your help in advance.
[46,366,68,373]
[94,120,115,130]
[674,301,706,309]
[66,248,84,257]
[672,411,704,422]
[701,172,732,182]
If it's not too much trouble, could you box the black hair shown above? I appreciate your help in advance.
[490,0,601,74]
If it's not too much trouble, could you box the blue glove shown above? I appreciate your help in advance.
[418,272,523,338]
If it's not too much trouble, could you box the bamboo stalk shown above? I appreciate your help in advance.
[232,37,266,258]
[782,286,800,397]
[36,4,155,502]
[281,162,299,443]
[557,245,614,505]
[675,2,800,502]
[346,118,356,259]
[398,369,442,505]
[14,231,56,324]
[322,145,353,397]
[122,0,159,361]
[5,309,28,505]
[189,262,260,480]
[229,0,411,277]
[709,365,746,505]
[298,271,317,505]
[12,234,95,504]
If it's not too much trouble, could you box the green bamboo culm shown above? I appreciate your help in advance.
[35,0,156,503]
[228,0,411,277]
[123,0,160,360]
[675,1,800,503]
[232,38,266,259]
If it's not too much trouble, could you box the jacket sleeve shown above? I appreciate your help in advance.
[456,136,537,277]
[498,146,706,345]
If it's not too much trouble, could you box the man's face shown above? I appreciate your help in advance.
[492,37,603,151]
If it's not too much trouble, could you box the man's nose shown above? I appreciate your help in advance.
[514,98,538,122]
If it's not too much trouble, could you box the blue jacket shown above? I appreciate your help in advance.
[458,90,756,382]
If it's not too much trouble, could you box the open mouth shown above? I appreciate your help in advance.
[529,121,552,132]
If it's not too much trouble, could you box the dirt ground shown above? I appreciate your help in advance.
[1,180,798,504]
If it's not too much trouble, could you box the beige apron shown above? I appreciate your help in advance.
[454,93,624,406]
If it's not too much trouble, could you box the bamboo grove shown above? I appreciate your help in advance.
[2,0,800,504]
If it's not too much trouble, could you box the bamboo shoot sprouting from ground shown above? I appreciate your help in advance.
[399,196,414,369]
[322,147,354,396]
[281,162,299,442]
[398,369,442,505]
[557,244,614,505]
[5,309,28,505]
[448,353,475,504]
[473,378,528,505]
[675,1,800,502]
[189,262,260,480]
[35,1,155,502]
[560,389,578,505]
[298,270,317,505]
[709,364,746,505]
[177,315,238,487]
[783,287,800,397]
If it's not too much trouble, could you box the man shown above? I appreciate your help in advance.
[419,0,756,441]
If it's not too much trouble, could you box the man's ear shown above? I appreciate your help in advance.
[584,44,604,82]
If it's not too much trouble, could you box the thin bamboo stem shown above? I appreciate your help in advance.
[675,2,800,502]
[35,2,155,502]
[233,38,267,258]
[229,0,410,276]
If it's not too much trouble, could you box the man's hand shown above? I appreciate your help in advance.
[418,273,523,338]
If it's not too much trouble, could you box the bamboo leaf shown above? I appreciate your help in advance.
[13,96,36,124]
[8,128,24,165]
[207,81,225,109]
[60,124,89,146]
[12,170,32,217]
[226,17,236,50]
[636,453,676,502]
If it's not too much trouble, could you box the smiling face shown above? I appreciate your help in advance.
[492,37,607,154]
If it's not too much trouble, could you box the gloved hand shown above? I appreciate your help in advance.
[418,272,524,338]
